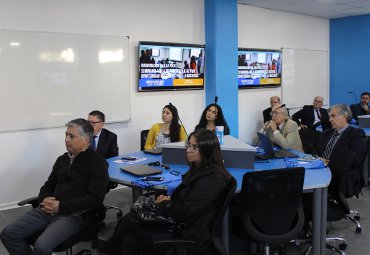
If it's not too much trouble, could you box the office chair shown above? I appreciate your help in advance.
[152,177,237,255]
[141,129,149,151]
[299,128,321,154]
[303,148,359,254]
[17,197,106,255]
[238,167,305,255]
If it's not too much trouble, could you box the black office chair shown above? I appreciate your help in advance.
[303,148,359,254]
[299,128,321,154]
[141,129,149,151]
[238,167,305,255]
[17,197,106,255]
[152,177,237,255]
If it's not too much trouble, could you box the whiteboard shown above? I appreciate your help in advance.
[0,30,130,132]
[281,48,329,109]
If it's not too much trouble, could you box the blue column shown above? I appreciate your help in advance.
[204,0,239,137]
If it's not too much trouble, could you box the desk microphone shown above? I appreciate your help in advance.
[348,91,358,103]
[254,104,286,147]
[169,102,189,137]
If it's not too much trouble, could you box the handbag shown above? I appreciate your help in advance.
[129,195,176,228]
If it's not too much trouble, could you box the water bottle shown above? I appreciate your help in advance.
[215,126,224,145]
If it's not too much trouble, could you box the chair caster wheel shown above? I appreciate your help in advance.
[354,215,360,221]
[356,227,362,233]
[339,243,347,250]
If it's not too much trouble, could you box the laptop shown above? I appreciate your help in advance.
[143,147,162,155]
[120,164,162,176]
[256,132,299,159]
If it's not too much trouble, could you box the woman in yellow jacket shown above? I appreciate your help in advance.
[144,104,187,150]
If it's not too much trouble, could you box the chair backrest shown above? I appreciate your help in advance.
[328,147,355,213]
[141,129,149,151]
[211,177,237,255]
[239,167,305,244]
[299,128,321,154]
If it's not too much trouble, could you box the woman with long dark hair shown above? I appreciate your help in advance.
[144,104,187,150]
[95,129,232,255]
[195,103,230,135]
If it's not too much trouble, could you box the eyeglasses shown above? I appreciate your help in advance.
[185,141,199,152]
[89,121,102,125]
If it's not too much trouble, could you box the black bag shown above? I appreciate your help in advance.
[130,195,176,227]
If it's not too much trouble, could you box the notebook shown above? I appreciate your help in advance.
[143,147,162,155]
[256,132,299,159]
[120,164,162,176]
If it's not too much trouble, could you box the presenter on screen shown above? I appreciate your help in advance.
[87,110,119,159]
[194,103,230,135]
[257,104,303,152]
[350,92,370,121]
[144,104,187,150]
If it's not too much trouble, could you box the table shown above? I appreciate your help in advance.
[107,151,331,255]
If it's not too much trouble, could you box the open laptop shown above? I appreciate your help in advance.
[256,132,299,159]
[120,164,162,176]
[143,147,162,155]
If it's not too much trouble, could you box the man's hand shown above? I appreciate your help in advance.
[156,195,171,203]
[40,197,60,215]
[269,121,278,132]
[362,104,369,113]
[300,124,308,129]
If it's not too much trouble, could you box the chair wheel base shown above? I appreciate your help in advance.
[356,227,362,233]
[354,215,360,221]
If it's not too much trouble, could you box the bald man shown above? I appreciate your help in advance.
[292,96,330,131]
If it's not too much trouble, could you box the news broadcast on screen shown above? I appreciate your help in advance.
[238,48,282,89]
[138,41,205,92]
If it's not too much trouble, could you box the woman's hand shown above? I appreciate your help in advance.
[156,195,171,203]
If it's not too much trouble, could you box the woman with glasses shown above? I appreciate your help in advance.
[95,129,232,255]
[194,103,230,135]
[144,104,187,150]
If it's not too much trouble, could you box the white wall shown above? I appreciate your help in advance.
[0,1,329,209]
[237,5,329,143]
[0,0,205,209]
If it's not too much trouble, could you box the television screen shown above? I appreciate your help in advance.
[238,48,282,89]
[138,41,205,92]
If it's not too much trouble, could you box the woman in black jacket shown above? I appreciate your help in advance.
[96,129,232,255]
[194,103,230,135]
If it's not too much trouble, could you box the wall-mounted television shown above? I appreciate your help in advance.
[138,41,205,92]
[238,48,282,89]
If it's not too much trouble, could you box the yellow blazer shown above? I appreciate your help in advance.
[144,123,187,150]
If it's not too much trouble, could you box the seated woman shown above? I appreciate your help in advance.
[194,103,230,135]
[95,129,232,255]
[144,104,187,150]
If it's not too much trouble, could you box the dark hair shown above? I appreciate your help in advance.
[195,103,230,135]
[163,104,181,142]
[66,118,94,142]
[89,110,105,122]
[360,92,370,98]
[184,129,231,181]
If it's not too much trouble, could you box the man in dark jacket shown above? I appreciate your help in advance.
[0,118,109,254]
[350,91,370,122]
[88,110,119,159]
[315,104,367,197]
[292,96,330,131]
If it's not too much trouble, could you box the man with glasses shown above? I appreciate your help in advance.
[315,104,367,197]
[257,104,303,152]
[88,110,119,159]
[292,96,330,131]
[350,91,370,122]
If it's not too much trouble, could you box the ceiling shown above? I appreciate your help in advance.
[238,0,370,19]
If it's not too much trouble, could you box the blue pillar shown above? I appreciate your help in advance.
[204,0,239,137]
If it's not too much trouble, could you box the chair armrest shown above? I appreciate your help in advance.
[153,236,197,245]
[18,196,38,208]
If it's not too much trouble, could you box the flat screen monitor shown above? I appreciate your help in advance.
[138,41,205,92]
[238,48,282,89]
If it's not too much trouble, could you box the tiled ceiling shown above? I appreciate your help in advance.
[238,0,370,19]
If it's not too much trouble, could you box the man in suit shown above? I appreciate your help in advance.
[315,104,367,197]
[88,110,119,159]
[292,96,330,131]
[262,96,281,123]
[260,104,303,152]
[0,119,109,254]
[350,91,370,121]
